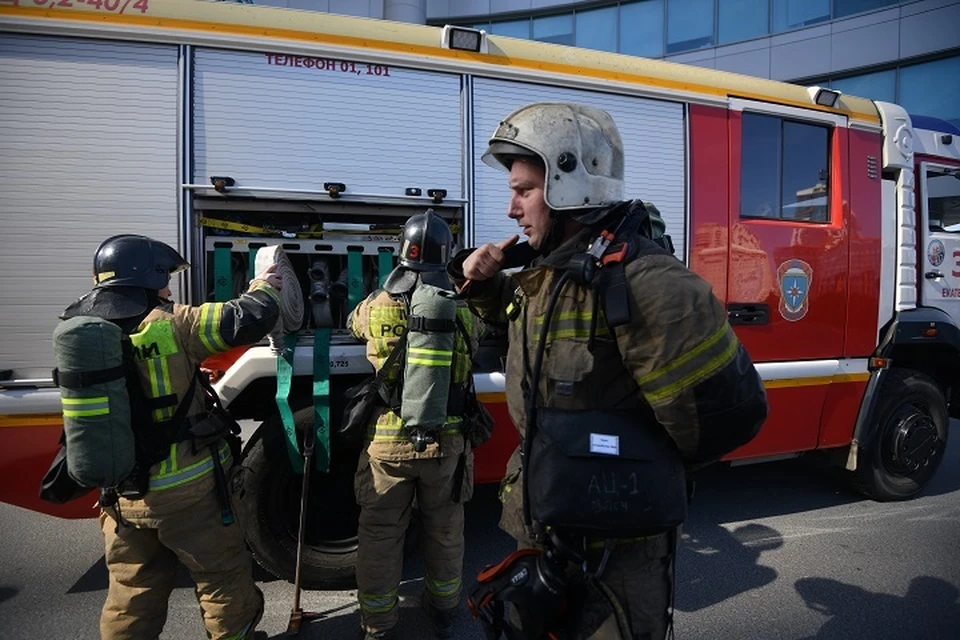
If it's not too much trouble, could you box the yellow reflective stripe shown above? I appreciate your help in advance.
[250,283,280,304]
[426,576,461,597]
[63,407,110,417]
[198,303,229,353]
[147,356,174,422]
[409,347,453,356]
[638,323,730,386]
[149,443,230,491]
[642,325,740,405]
[61,396,109,405]
[408,347,453,367]
[358,589,398,614]
[62,396,111,417]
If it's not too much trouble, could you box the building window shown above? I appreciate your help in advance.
[576,5,618,53]
[667,0,714,53]
[741,112,831,223]
[926,168,960,234]
[772,0,829,32]
[490,19,531,39]
[620,0,664,58]
[534,13,574,46]
[830,69,896,104]
[833,0,899,20]
[899,56,960,130]
[718,0,769,45]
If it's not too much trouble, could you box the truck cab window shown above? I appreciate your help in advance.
[740,112,831,223]
[927,169,960,233]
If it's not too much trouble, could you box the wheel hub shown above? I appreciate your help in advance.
[888,406,940,473]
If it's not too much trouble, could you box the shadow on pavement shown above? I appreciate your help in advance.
[795,575,960,639]
[676,521,782,612]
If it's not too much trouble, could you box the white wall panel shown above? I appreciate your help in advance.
[193,49,462,198]
[472,78,686,261]
[0,35,179,378]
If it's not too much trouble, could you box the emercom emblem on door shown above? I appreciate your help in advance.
[778,259,813,322]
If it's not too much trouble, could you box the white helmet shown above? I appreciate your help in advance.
[481,102,625,212]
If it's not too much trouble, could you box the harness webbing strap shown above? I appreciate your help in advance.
[275,333,302,473]
[312,328,331,474]
[214,244,232,302]
[249,246,259,282]
[378,249,394,289]
[347,248,364,314]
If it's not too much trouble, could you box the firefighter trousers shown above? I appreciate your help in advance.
[99,477,263,640]
[354,447,474,633]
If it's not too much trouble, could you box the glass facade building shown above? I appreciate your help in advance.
[447,0,960,128]
[244,0,960,127]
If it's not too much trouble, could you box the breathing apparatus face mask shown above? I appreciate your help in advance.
[468,548,571,639]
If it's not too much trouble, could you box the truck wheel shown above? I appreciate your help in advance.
[236,406,362,590]
[849,368,948,501]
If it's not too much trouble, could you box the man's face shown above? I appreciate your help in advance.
[159,277,172,300]
[508,158,552,251]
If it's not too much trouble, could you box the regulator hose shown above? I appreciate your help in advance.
[254,245,304,351]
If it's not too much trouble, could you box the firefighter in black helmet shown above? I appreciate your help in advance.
[60,234,281,640]
[350,210,483,640]
[382,209,454,294]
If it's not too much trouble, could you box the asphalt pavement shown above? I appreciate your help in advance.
[2,421,959,639]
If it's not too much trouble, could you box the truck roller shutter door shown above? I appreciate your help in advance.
[472,78,687,263]
[0,35,179,379]
[192,49,462,196]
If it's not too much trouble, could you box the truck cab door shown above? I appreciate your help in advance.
[726,101,850,457]
[918,163,960,323]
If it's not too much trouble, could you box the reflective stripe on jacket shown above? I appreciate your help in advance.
[131,282,279,482]
[455,222,751,462]
[349,288,480,460]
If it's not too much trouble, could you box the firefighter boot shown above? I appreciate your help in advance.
[423,599,455,639]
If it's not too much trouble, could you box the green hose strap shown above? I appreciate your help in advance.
[348,248,364,313]
[249,247,259,282]
[275,333,302,473]
[214,245,232,302]
[378,250,394,289]
[312,328,331,474]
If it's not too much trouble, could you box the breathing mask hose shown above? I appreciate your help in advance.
[254,246,304,351]
[521,271,572,532]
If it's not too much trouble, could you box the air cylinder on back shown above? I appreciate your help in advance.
[401,283,457,433]
[53,316,135,488]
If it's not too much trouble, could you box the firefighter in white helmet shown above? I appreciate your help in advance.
[450,103,767,639]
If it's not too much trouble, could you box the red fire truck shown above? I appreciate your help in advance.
[1,0,958,589]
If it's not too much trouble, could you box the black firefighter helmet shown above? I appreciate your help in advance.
[383,209,453,294]
[62,235,190,322]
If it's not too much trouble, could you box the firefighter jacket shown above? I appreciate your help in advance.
[350,288,481,462]
[450,215,765,465]
[128,279,279,493]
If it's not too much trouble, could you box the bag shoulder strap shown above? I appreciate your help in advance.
[374,331,408,386]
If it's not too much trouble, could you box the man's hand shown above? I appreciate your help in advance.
[253,263,283,291]
[462,235,519,281]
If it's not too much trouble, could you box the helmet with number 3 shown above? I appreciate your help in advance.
[383,210,454,294]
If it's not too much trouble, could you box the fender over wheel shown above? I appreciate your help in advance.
[849,368,949,501]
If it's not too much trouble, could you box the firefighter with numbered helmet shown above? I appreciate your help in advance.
[349,210,483,640]
[59,234,281,640]
[449,103,767,639]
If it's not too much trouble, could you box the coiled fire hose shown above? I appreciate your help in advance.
[254,246,304,352]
